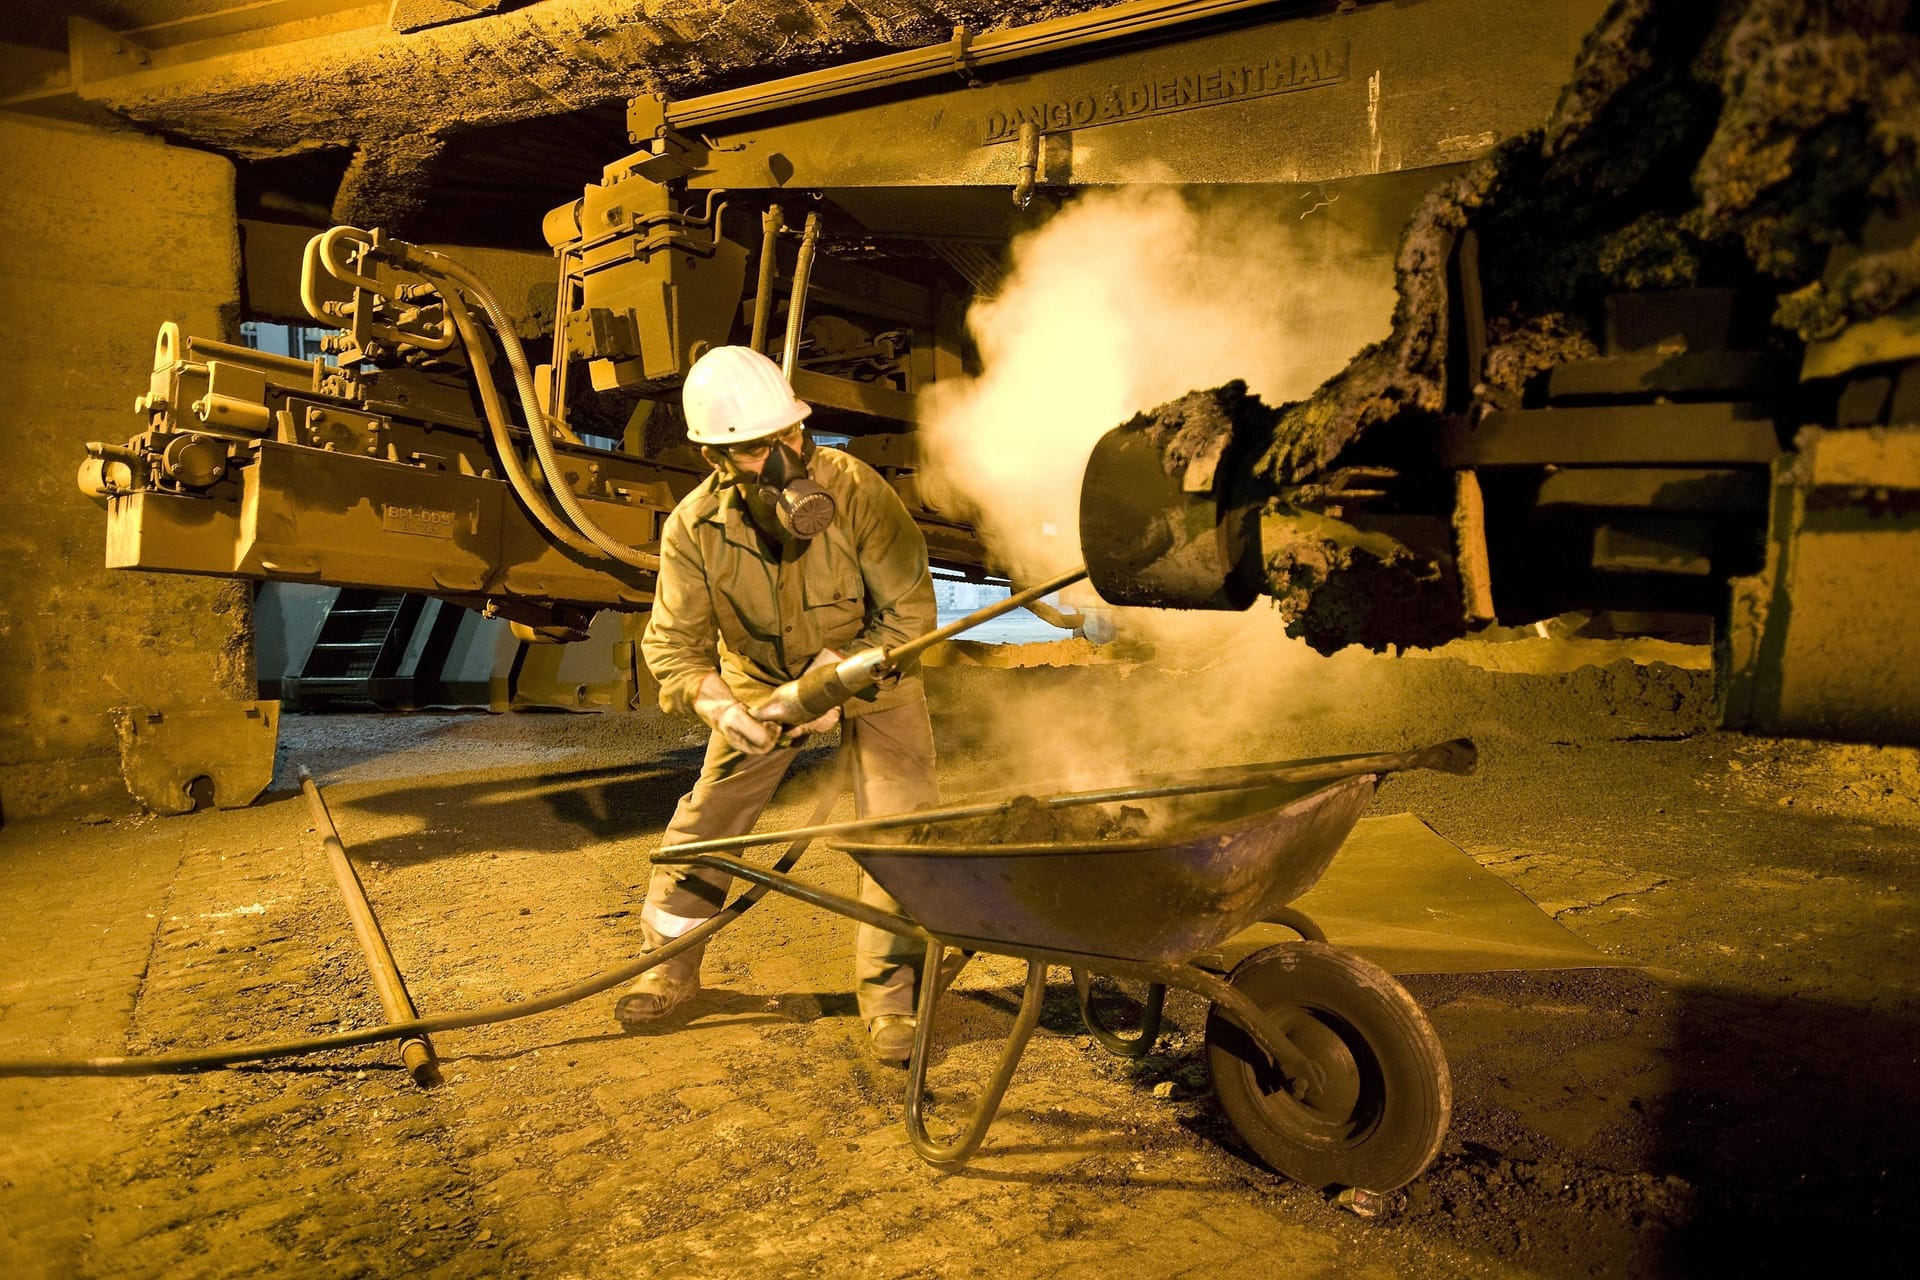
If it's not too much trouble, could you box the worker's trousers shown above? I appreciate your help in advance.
[641,696,938,1022]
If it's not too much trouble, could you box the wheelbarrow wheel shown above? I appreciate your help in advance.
[1206,941,1450,1193]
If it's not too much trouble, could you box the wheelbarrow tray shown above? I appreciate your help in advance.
[837,774,1376,965]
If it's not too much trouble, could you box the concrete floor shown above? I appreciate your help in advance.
[1,649,1916,1279]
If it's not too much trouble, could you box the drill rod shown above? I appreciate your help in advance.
[894,565,1088,665]
[299,769,441,1087]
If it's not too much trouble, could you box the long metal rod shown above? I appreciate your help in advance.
[547,248,579,443]
[653,739,1474,863]
[667,0,1299,129]
[1003,741,1474,812]
[750,204,784,355]
[781,212,822,378]
[888,565,1089,666]
[299,769,440,1087]
[182,334,318,381]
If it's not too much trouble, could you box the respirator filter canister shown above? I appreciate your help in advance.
[755,439,836,539]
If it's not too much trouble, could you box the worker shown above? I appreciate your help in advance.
[619,344,939,1064]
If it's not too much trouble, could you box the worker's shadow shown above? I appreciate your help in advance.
[331,740,846,865]
[313,757,698,865]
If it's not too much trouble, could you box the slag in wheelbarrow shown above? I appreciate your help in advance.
[839,772,1376,966]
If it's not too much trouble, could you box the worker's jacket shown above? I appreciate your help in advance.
[642,444,937,720]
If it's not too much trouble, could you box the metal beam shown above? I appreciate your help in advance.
[665,0,1326,129]
[1534,467,1771,514]
[1441,404,1784,468]
[685,0,1584,191]
[790,368,923,425]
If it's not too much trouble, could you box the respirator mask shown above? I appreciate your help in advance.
[741,435,836,541]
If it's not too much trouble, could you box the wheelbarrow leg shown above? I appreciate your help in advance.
[1070,968,1165,1059]
[904,943,1047,1168]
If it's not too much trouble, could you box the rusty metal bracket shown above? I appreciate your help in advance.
[949,25,981,86]
[110,700,279,815]
[66,16,151,89]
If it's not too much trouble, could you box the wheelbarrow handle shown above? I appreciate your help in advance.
[655,851,939,944]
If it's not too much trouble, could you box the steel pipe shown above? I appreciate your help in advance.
[887,566,1089,667]
[666,0,1300,130]
[750,204,784,356]
[781,212,822,379]
[300,769,440,1088]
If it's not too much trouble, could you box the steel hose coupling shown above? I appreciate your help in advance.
[779,646,894,719]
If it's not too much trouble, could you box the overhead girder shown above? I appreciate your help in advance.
[679,0,1596,197]
[7,2,1600,230]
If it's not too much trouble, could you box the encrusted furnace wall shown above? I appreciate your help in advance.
[1723,425,1920,743]
[0,117,254,821]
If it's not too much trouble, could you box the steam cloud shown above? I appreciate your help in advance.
[919,184,1393,584]
[918,185,1402,783]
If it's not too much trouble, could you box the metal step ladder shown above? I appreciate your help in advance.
[282,589,427,710]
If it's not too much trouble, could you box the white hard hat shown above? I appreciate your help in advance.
[682,346,812,447]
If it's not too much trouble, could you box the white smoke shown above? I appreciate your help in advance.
[918,185,1404,782]
[918,184,1396,585]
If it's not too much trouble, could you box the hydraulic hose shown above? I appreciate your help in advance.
[304,226,600,562]
[0,751,853,1079]
[409,243,662,572]
[441,279,608,562]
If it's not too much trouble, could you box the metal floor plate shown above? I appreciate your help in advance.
[1198,812,1635,976]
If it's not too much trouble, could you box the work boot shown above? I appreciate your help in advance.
[615,970,701,1029]
[867,1014,917,1065]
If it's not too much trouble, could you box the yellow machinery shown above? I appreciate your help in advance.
[78,0,1589,649]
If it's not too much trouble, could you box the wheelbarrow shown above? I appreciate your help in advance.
[652,737,1476,1194]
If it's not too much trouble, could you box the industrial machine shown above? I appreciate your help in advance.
[73,0,1920,737]
[77,0,1587,625]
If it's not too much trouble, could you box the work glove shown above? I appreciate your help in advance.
[693,671,777,756]
[753,648,845,731]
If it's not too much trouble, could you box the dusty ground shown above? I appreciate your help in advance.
[2,647,1917,1279]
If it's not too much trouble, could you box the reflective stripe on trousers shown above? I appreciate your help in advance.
[642,697,938,1021]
